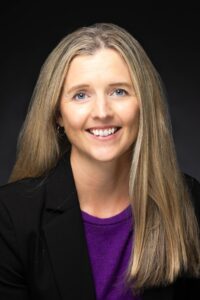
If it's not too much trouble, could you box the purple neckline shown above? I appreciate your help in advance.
[81,204,132,225]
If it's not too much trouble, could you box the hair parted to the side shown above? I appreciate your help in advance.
[9,23,200,292]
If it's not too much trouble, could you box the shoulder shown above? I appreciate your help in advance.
[0,153,71,229]
[183,172,200,223]
[0,176,48,232]
[0,175,47,206]
[183,172,200,191]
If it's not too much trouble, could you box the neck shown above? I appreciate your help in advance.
[70,148,132,217]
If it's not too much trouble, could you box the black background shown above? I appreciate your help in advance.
[0,2,199,185]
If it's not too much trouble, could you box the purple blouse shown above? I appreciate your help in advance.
[81,204,141,300]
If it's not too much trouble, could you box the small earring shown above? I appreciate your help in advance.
[57,125,65,136]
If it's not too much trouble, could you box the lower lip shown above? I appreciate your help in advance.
[86,128,122,141]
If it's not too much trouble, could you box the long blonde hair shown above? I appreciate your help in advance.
[9,23,200,292]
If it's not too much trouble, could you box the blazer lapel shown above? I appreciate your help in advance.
[42,149,96,300]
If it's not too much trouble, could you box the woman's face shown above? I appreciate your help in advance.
[58,48,140,163]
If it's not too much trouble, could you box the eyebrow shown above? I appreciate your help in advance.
[65,82,134,94]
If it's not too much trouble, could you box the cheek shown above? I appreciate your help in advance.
[119,102,140,126]
[60,104,88,130]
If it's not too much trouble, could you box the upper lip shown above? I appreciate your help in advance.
[86,126,121,131]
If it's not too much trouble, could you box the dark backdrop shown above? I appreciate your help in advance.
[0,3,199,185]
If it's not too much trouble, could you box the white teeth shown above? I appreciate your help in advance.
[89,127,118,137]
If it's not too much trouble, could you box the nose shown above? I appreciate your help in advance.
[91,94,113,119]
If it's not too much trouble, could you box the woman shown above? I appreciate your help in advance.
[0,23,199,300]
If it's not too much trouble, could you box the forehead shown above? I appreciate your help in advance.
[64,48,132,84]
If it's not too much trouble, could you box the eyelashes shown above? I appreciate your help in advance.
[113,88,128,96]
[72,92,87,101]
[72,88,128,101]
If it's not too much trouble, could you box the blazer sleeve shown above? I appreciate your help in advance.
[0,197,28,299]
[174,174,200,299]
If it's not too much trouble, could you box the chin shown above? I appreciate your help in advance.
[89,152,121,163]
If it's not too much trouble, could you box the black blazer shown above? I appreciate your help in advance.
[0,149,200,300]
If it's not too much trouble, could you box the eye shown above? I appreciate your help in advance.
[72,92,87,101]
[112,88,128,96]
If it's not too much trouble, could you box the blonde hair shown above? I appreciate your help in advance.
[9,23,200,292]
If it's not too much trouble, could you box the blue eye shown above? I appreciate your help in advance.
[73,92,86,100]
[113,89,127,96]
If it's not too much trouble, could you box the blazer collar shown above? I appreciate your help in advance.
[43,147,96,299]
[42,148,173,300]
[44,147,78,212]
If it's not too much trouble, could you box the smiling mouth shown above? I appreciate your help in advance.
[86,127,121,137]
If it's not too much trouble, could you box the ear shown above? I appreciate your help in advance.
[56,110,64,127]
[56,116,64,127]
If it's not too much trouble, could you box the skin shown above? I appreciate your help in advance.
[58,48,140,217]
